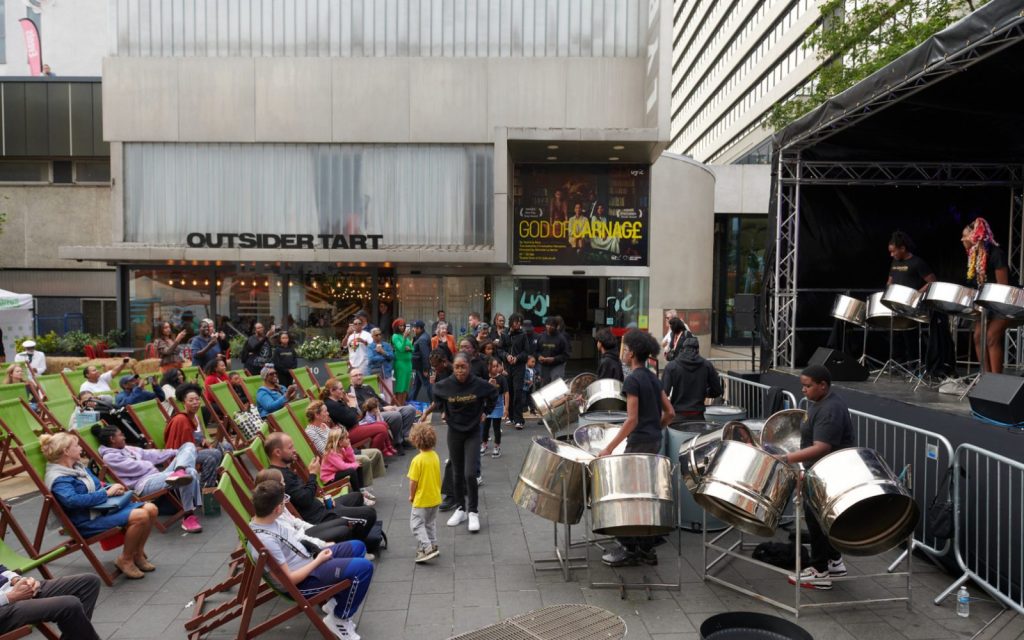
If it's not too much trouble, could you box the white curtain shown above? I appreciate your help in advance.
[124,143,494,248]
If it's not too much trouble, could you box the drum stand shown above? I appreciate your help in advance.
[532,469,589,582]
[701,476,913,617]
[582,473,682,599]
[873,316,917,383]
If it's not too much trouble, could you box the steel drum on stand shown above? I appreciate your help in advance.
[831,294,867,327]
[881,284,928,322]
[866,292,918,330]
[582,379,627,413]
[759,409,807,456]
[588,454,676,537]
[921,282,978,316]
[977,283,1024,325]
[578,410,627,428]
[704,405,746,425]
[573,423,626,457]
[512,437,595,525]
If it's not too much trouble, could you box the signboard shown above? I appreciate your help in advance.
[513,164,650,266]
[185,233,384,250]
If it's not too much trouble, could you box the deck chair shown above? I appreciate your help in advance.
[242,376,263,404]
[185,472,351,640]
[0,398,51,479]
[0,384,31,405]
[12,441,132,586]
[208,382,254,446]
[39,396,77,430]
[35,373,76,407]
[125,399,170,449]
[326,361,349,380]
[266,407,349,495]
[181,365,200,382]
[291,367,320,399]
[74,422,185,533]
[0,499,67,581]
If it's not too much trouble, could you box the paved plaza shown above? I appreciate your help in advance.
[1,414,1016,640]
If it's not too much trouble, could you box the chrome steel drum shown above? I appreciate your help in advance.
[881,284,928,323]
[572,423,626,457]
[705,405,746,425]
[693,440,797,537]
[976,283,1024,320]
[921,282,978,316]
[512,437,595,525]
[865,292,918,330]
[569,373,598,397]
[741,419,766,444]
[531,378,580,437]
[579,410,628,426]
[588,454,675,536]
[667,423,726,532]
[582,379,626,413]
[831,294,867,327]
[805,447,920,555]
[677,422,757,491]
[759,409,806,456]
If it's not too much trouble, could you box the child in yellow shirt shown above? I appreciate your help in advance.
[407,423,442,563]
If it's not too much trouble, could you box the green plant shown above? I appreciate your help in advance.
[15,331,60,354]
[295,335,341,361]
[57,330,95,356]
[103,328,127,347]
[229,334,248,359]
[767,0,986,130]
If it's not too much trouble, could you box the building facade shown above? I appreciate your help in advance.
[57,0,717,359]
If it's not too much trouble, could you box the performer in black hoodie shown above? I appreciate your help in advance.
[661,335,722,422]
[595,328,624,381]
[535,316,570,384]
[423,353,498,533]
[505,314,532,429]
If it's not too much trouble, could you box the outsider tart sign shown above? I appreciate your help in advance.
[185,233,385,250]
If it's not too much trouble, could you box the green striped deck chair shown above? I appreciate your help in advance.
[125,399,170,449]
[242,376,263,404]
[0,383,31,405]
[291,367,320,399]
[40,397,77,430]
[326,361,349,380]
[36,373,76,406]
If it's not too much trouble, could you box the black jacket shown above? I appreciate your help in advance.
[352,384,383,409]
[506,328,532,373]
[274,464,326,524]
[324,397,358,429]
[596,351,624,381]
[535,331,570,366]
[412,331,432,374]
[432,374,498,432]
[661,354,723,414]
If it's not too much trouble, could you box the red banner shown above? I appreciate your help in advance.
[19,19,42,76]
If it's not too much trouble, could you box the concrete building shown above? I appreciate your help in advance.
[57,0,718,358]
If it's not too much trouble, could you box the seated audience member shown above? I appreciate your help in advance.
[263,433,377,543]
[249,480,373,639]
[4,364,44,408]
[114,374,165,408]
[321,427,375,505]
[349,370,417,449]
[92,423,204,534]
[203,357,229,408]
[159,367,185,414]
[41,432,159,579]
[301,403,388,490]
[164,383,226,488]
[320,380,395,456]
[227,371,252,411]
[0,564,102,639]
[80,359,129,394]
[255,364,300,418]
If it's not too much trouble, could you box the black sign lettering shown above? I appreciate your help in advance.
[297,234,314,249]
[332,235,349,249]
[184,233,385,251]
[349,235,366,250]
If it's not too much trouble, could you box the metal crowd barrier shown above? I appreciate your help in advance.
[936,444,1024,615]
[719,373,798,418]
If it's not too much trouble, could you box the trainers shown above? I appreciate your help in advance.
[468,512,480,533]
[416,546,440,563]
[438,497,458,512]
[638,549,658,566]
[360,489,376,501]
[415,549,431,563]
[828,557,847,576]
[514,422,525,430]
[447,508,468,527]
[431,544,439,556]
[181,514,202,533]
[476,476,484,487]
[788,567,832,590]
[601,546,638,567]
[165,469,193,487]
[337,618,360,640]
[492,446,501,458]
[480,442,489,455]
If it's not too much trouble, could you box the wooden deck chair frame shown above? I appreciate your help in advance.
[0,624,57,640]
[0,398,53,478]
[35,373,76,407]
[185,472,351,640]
[124,399,171,449]
[241,376,262,404]
[38,396,77,431]
[266,407,350,495]
[0,499,67,581]
[208,382,253,447]
[290,366,320,399]
[11,442,133,587]
[326,361,349,381]
[73,423,185,533]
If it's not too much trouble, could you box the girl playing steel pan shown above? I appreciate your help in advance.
[963,218,1010,373]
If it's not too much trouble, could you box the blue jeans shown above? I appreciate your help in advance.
[298,541,374,620]
[135,442,201,510]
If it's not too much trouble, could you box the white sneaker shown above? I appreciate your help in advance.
[468,511,480,533]
[828,557,848,576]
[446,508,467,526]
[476,476,484,487]
[337,618,360,640]
[480,442,488,454]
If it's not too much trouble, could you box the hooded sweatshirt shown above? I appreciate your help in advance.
[596,351,624,381]
[98,444,177,488]
[661,340,723,414]
[432,373,498,432]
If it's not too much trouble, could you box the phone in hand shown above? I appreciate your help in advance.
[122,358,130,364]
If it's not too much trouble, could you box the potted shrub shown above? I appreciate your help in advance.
[295,335,342,384]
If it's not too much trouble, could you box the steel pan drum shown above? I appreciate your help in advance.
[921,282,978,316]
[573,423,626,457]
[667,423,726,532]
[582,379,627,413]
[831,294,866,327]
[759,409,807,456]
[705,405,746,425]
[588,454,675,537]
[678,422,757,491]
[866,291,918,330]
[579,410,628,426]
[569,373,598,397]
[693,440,797,537]
[881,284,927,321]
[805,447,919,555]
[976,283,1024,319]
[531,378,580,437]
[512,437,595,525]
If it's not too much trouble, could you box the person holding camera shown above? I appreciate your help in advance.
[255,364,301,418]
[241,322,278,376]
[190,319,228,371]
[114,373,165,409]
[80,359,130,394]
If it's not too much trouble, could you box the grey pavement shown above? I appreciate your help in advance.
[3,412,1014,639]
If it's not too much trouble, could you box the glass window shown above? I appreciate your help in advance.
[128,268,213,348]
[75,160,112,183]
[396,277,443,332]
[713,215,768,342]
[0,161,49,183]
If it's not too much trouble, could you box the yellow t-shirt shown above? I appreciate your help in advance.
[407,450,442,509]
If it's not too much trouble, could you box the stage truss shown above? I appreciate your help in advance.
[768,11,1024,369]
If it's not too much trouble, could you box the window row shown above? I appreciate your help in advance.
[0,159,111,184]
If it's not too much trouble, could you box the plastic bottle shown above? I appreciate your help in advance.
[956,586,970,618]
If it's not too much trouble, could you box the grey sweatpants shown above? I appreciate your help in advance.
[410,506,439,551]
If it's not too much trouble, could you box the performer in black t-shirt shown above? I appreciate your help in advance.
[598,329,674,567]
[963,218,1011,373]
[886,230,935,291]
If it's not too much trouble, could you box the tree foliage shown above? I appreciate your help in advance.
[767,0,987,131]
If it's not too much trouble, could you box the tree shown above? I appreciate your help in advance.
[767,0,987,130]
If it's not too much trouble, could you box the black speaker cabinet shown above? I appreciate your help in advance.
[734,294,759,332]
[808,347,869,382]
[968,373,1024,424]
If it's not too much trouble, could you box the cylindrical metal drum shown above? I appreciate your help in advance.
[866,291,918,330]
[573,423,626,457]
[531,379,580,437]
[578,410,628,427]
[568,373,598,397]
[582,379,627,413]
[921,282,978,316]
[881,283,927,321]
[511,437,594,525]
[704,405,746,425]
[759,409,807,456]
[588,454,675,537]
[692,440,797,537]
[976,283,1024,320]
[667,423,726,532]
[805,447,920,555]
[831,294,866,327]
[677,422,757,491]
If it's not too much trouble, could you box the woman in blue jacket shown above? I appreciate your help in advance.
[40,432,158,580]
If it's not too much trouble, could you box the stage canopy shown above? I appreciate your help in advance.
[766,0,1024,367]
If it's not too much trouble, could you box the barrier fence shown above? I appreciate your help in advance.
[720,373,798,418]
[936,444,1024,615]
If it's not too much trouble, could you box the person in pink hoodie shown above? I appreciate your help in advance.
[321,427,375,506]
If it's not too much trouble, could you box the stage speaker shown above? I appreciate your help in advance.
[967,373,1024,425]
[734,294,758,332]
[808,347,869,382]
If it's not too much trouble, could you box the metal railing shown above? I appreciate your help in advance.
[936,444,1024,615]
[720,373,798,419]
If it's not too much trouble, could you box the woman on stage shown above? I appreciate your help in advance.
[963,218,1010,373]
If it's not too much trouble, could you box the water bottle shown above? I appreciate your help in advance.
[956,586,970,618]
[324,495,334,510]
